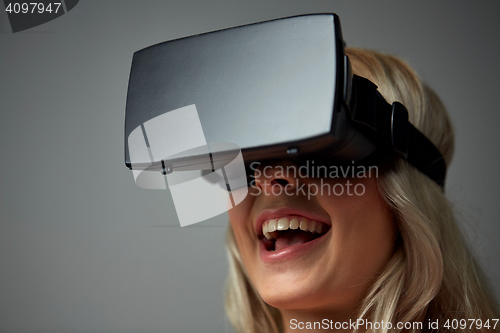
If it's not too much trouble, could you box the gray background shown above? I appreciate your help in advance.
[0,1,499,332]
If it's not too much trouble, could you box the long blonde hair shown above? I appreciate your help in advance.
[224,48,499,333]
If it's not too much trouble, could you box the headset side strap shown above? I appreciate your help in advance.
[350,75,446,187]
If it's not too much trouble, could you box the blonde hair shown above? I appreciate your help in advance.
[224,48,499,332]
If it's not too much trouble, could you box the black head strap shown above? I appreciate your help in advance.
[350,75,446,188]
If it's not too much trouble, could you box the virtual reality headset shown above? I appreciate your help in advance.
[124,13,446,191]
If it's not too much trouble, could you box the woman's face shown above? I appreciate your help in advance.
[228,161,397,312]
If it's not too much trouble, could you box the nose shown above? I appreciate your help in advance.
[254,162,299,195]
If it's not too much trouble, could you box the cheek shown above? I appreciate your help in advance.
[227,188,255,231]
[318,178,397,281]
[227,190,257,262]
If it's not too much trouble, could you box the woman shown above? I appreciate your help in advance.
[224,48,499,332]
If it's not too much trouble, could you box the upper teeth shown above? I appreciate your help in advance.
[262,216,324,240]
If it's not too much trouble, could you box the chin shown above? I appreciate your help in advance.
[255,273,332,310]
[260,288,315,310]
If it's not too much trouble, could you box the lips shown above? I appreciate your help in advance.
[255,208,331,259]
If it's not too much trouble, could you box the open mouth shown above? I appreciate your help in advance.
[259,216,330,252]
